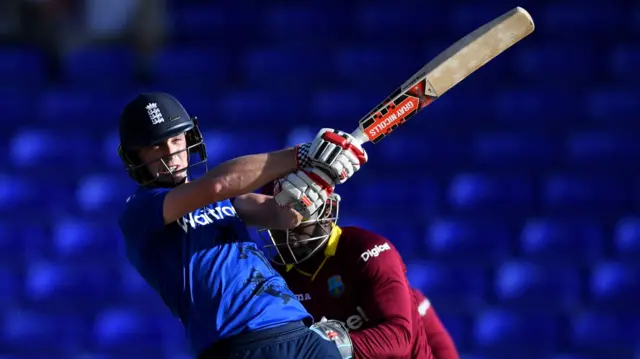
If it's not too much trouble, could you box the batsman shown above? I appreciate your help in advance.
[117,92,368,359]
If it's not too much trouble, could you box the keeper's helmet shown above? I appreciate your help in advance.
[118,93,207,187]
[257,180,341,266]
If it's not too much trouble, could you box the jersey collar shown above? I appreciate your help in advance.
[286,224,342,281]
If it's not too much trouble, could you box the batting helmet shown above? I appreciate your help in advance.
[118,92,207,186]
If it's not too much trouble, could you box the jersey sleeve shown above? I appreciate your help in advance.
[347,229,414,359]
[412,288,460,359]
[118,187,171,244]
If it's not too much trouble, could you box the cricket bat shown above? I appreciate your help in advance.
[350,7,535,145]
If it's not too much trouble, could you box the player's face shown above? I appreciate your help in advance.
[138,133,189,184]
[271,221,319,247]
[270,220,332,262]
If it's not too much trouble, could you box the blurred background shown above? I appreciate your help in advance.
[0,0,639,358]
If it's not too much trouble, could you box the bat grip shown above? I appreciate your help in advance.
[350,128,369,146]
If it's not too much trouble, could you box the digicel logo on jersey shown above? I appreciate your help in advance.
[366,97,418,138]
[334,306,370,331]
[360,242,391,262]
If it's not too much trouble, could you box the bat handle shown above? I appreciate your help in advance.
[350,128,370,146]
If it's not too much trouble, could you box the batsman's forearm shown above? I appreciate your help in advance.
[206,148,297,200]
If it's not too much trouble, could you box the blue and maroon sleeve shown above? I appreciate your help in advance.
[348,229,414,359]
[412,288,460,359]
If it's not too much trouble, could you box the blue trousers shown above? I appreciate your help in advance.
[198,321,342,359]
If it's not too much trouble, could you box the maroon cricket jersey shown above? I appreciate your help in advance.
[276,226,432,359]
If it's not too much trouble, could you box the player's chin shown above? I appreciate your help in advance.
[156,172,187,184]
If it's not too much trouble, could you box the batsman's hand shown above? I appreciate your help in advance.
[310,317,353,359]
[273,168,334,219]
[296,128,368,184]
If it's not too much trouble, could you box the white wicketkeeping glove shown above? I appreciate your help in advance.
[310,317,353,359]
[274,168,335,219]
[296,128,368,184]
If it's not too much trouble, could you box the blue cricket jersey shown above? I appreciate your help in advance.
[118,186,312,354]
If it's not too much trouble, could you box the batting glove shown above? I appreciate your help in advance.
[296,128,368,184]
[310,317,353,359]
[274,168,334,219]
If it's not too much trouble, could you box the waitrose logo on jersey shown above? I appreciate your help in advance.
[360,242,391,262]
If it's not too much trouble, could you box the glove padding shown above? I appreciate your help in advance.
[297,128,368,184]
[310,318,353,359]
[274,168,334,218]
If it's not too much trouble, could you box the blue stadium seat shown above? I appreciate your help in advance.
[493,89,584,124]
[434,314,466,349]
[172,4,227,41]
[26,262,116,306]
[0,222,26,265]
[634,6,640,34]
[24,261,71,302]
[587,89,640,123]
[93,308,164,357]
[571,312,639,348]
[0,48,45,89]
[76,174,134,212]
[472,133,555,168]
[285,127,315,147]
[375,134,449,166]
[542,174,627,210]
[354,177,438,221]
[590,262,639,308]
[243,47,331,88]
[263,6,350,43]
[64,46,133,86]
[165,353,192,359]
[520,218,603,262]
[102,131,121,169]
[52,218,119,260]
[0,173,35,212]
[200,130,282,165]
[333,49,420,88]
[609,46,640,81]
[94,308,143,345]
[2,310,57,346]
[0,91,31,128]
[155,48,230,89]
[0,266,18,307]
[540,3,622,38]
[473,309,557,349]
[10,129,95,169]
[217,91,306,126]
[0,219,48,263]
[448,173,532,211]
[406,261,486,310]
[514,45,596,84]
[36,90,94,125]
[566,132,640,165]
[426,218,509,262]
[550,355,598,359]
[614,217,640,257]
[355,3,446,39]
[494,261,580,308]
[448,5,509,36]
[310,90,384,126]
[119,264,154,299]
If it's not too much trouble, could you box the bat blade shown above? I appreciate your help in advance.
[351,7,535,145]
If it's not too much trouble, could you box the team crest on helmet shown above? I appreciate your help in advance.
[146,102,165,125]
[327,275,344,298]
